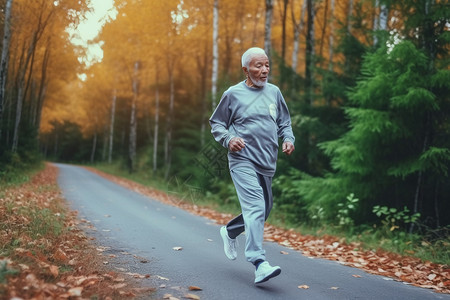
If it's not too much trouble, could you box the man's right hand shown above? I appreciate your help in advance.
[228,137,246,152]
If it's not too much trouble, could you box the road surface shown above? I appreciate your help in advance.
[56,163,449,300]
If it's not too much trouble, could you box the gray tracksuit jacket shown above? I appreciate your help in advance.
[209,81,295,177]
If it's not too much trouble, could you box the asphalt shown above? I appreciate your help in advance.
[56,163,450,300]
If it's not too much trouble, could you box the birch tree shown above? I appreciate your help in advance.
[373,0,389,47]
[264,0,274,60]
[211,0,219,110]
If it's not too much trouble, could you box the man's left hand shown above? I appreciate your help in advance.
[282,141,295,155]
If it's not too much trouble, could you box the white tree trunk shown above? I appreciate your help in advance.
[264,0,274,60]
[211,0,219,110]
[291,0,306,72]
[373,1,388,47]
[108,89,116,163]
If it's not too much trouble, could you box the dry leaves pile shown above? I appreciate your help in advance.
[86,167,450,294]
[0,164,155,299]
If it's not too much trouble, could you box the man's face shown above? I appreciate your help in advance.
[244,54,269,87]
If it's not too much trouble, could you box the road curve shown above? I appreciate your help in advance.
[56,163,449,300]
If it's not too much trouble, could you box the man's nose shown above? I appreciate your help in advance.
[262,66,269,73]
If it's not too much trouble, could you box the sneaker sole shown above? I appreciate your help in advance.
[255,268,281,284]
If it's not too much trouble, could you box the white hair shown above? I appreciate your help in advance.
[241,47,267,68]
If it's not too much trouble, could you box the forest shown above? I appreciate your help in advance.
[0,0,449,244]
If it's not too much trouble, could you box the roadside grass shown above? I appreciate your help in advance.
[91,162,449,267]
[0,160,44,187]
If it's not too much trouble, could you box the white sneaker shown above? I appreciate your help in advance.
[254,261,281,284]
[220,226,237,260]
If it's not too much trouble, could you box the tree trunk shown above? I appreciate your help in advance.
[90,132,97,163]
[12,32,38,152]
[34,39,50,129]
[128,61,140,173]
[434,182,440,228]
[410,113,430,234]
[280,0,289,62]
[347,0,354,33]
[318,0,329,64]
[328,0,335,71]
[153,61,160,174]
[373,1,388,47]
[108,89,116,163]
[211,0,219,110]
[305,0,315,105]
[164,62,175,180]
[291,0,306,73]
[0,0,13,139]
[264,0,274,61]
[198,42,209,147]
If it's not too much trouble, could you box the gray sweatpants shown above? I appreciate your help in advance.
[226,167,273,264]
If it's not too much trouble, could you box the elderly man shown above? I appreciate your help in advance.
[209,47,295,284]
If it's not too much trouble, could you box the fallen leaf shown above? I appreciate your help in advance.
[173,246,183,251]
[352,274,362,278]
[49,265,59,277]
[112,283,127,289]
[330,286,339,290]
[298,285,309,289]
[184,293,200,299]
[428,274,437,281]
[280,251,289,255]
[68,287,83,297]
[189,286,202,291]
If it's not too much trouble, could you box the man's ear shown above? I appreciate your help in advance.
[242,66,248,75]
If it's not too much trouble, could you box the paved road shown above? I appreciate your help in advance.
[56,163,449,300]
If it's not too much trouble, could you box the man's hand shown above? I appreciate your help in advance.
[229,137,246,152]
[282,141,295,155]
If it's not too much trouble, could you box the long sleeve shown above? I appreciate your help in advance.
[209,92,236,149]
[277,93,295,144]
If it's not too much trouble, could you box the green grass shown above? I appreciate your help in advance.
[0,161,44,187]
[0,261,18,284]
